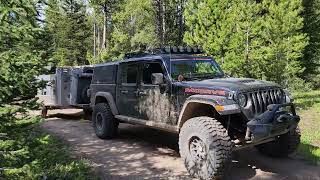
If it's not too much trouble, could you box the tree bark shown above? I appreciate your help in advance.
[102,4,107,49]
[93,18,96,58]
[177,0,184,45]
[154,0,164,47]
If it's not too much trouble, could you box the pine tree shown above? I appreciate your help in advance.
[105,0,157,59]
[163,0,187,45]
[184,0,308,87]
[0,0,46,103]
[45,0,91,66]
[302,0,320,87]
[259,0,308,86]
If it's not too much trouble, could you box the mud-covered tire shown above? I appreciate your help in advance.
[256,127,301,157]
[92,103,118,139]
[179,117,233,179]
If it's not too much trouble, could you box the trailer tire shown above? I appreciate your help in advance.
[256,127,301,157]
[41,106,48,118]
[93,103,118,139]
[179,117,233,179]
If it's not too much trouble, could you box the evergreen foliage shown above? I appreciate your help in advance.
[109,0,157,59]
[184,0,308,87]
[45,0,92,66]
[0,0,46,103]
[88,0,188,62]
[302,0,320,88]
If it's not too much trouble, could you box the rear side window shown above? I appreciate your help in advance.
[92,65,117,83]
[122,64,138,84]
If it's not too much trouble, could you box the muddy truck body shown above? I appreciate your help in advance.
[89,47,301,179]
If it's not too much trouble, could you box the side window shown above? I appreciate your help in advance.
[122,63,138,84]
[142,61,164,84]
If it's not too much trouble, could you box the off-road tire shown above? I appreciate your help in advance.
[93,103,118,139]
[256,127,301,157]
[179,117,233,180]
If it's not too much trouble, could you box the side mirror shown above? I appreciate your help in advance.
[151,73,164,85]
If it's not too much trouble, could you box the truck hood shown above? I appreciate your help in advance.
[179,77,282,93]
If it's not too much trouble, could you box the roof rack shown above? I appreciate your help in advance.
[124,46,204,59]
[124,52,150,59]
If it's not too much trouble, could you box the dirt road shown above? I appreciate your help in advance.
[41,110,320,180]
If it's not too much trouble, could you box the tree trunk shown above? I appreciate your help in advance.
[97,25,100,53]
[93,18,96,58]
[154,0,164,47]
[177,0,184,45]
[102,6,107,50]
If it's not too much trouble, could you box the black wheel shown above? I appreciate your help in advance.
[256,127,301,157]
[41,106,48,118]
[92,103,118,139]
[179,117,233,179]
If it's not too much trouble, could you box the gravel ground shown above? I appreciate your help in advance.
[40,109,320,180]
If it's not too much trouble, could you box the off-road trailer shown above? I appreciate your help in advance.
[37,66,93,117]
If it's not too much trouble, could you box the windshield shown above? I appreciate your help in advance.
[170,58,224,81]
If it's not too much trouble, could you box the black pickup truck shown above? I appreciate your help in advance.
[88,47,300,179]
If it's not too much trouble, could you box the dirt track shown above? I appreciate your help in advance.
[41,109,320,180]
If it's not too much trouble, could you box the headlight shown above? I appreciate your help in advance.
[238,94,247,107]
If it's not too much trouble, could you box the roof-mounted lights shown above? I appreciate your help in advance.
[172,46,178,53]
[160,46,204,54]
[186,47,192,53]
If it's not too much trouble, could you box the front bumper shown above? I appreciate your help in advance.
[246,103,300,142]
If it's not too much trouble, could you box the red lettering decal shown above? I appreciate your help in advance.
[184,88,226,96]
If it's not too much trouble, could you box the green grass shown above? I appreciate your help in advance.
[0,105,96,180]
[293,90,320,165]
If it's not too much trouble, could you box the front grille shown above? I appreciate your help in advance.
[244,88,283,116]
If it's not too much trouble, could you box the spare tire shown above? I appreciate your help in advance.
[80,85,90,103]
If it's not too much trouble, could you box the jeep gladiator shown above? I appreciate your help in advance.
[88,47,300,179]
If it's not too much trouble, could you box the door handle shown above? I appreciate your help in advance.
[120,90,128,94]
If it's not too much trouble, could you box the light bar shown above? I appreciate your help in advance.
[160,46,204,54]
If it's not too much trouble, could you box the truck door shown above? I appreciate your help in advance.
[117,62,141,117]
[137,60,177,124]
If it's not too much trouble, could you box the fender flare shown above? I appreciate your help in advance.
[92,92,119,115]
[177,95,240,128]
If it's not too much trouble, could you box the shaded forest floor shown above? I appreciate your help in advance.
[0,106,95,180]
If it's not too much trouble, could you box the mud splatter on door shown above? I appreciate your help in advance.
[138,87,178,125]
